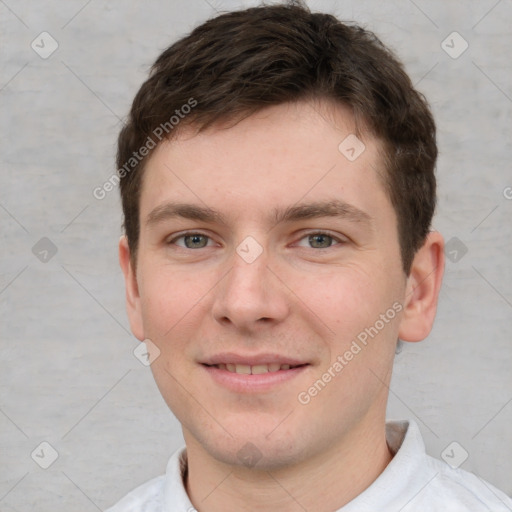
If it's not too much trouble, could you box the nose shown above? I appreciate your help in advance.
[211,248,290,334]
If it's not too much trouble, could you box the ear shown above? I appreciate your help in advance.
[119,235,145,341]
[398,231,445,342]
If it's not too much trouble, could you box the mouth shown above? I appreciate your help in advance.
[200,355,310,393]
[203,362,307,374]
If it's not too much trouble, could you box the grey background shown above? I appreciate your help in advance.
[1,0,511,510]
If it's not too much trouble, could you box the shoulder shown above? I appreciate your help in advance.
[408,454,512,511]
[104,446,190,511]
[104,474,165,512]
[369,420,512,512]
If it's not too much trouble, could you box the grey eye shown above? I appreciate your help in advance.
[308,234,334,249]
[183,234,209,248]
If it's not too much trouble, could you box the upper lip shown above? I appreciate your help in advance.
[201,352,309,366]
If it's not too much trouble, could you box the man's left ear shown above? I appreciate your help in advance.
[398,231,445,343]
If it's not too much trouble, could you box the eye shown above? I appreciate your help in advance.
[296,232,344,249]
[170,233,213,249]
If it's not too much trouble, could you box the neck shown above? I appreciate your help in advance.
[184,414,393,512]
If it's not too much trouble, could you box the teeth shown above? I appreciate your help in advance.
[235,364,251,374]
[251,364,268,374]
[216,363,298,374]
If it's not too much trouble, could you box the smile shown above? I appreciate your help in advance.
[205,363,306,374]
[201,362,310,393]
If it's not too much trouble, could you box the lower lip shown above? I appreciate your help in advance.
[201,364,309,393]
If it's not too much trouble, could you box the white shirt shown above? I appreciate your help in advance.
[105,420,512,511]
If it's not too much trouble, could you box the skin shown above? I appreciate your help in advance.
[119,100,445,511]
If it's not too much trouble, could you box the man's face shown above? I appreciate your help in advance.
[126,101,409,469]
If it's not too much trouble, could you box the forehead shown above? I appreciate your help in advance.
[139,100,392,227]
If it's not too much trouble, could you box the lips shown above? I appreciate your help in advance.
[205,362,304,374]
[201,352,310,376]
[201,356,309,393]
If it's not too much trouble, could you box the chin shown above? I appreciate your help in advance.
[188,417,313,471]
[213,439,304,471]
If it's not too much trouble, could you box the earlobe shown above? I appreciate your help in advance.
[119,236,145,341]
[398,231,445,343]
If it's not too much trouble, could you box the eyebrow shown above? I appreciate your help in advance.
[272,200,373,226]
[145,199,373,228]
[146,202,225,226]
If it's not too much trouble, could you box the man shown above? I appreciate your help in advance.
[109,2,512,510]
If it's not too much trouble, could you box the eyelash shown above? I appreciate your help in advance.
[167,231,347,249]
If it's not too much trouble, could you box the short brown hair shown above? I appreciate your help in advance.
[117,1,437,274]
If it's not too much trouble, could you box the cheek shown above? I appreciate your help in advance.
[139,266,206,408]
[295,264,401,365]
[139,263,206,337]
[297,266,379,334]
[297,268,399,414]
